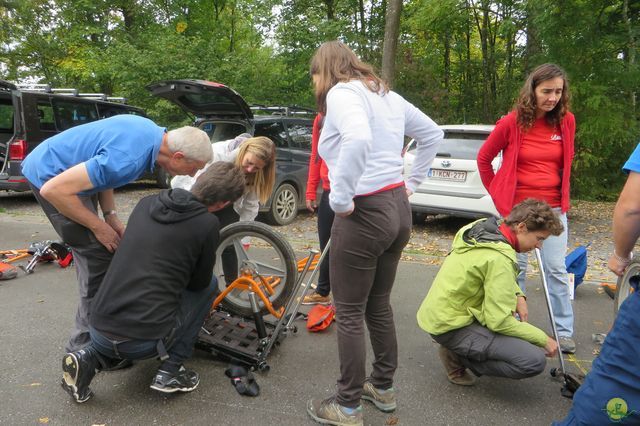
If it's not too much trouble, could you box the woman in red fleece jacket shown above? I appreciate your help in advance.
[477,63,577,354]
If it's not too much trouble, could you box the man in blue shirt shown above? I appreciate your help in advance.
[554,144,640,425]
[22,114,212,357]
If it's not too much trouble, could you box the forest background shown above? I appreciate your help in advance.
[0,0,638,199]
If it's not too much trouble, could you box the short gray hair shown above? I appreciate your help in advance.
[166,126,213,163]
[190,162,245,206]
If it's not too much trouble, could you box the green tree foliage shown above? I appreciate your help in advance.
[0,0,637,199]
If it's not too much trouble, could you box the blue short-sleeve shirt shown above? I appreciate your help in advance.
[622,142,640,173]
[22,115,165,194]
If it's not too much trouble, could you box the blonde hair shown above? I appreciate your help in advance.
[310,40,388,114]
[236,136,276,203]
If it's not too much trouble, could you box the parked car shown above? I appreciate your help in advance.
[403,124,500,221]
[0,80,148,191]
[147,79,316,226]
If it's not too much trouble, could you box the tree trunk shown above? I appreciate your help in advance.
[381,0,402,86]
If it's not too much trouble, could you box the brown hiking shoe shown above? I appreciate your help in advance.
[438,346,476,386]
[362,379,396,412]
[301,291,331,305]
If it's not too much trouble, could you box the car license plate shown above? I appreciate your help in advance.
[428,169,467,182]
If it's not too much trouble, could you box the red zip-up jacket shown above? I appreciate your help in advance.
[306,113,330,201]
[477,110,576,217]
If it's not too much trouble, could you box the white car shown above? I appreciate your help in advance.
[403,124,500,221]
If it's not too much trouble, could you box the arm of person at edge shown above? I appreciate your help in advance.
[325,87,371,217]
[98,189,125,238]
[477,116,511,191]
[306,114,323,212]
[403,101,445,196]
[608,171,640,276]
[39,163,121,252]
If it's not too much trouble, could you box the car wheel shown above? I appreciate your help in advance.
[156,169,172,189]
[412,212,427,224]
[266,183,298,226]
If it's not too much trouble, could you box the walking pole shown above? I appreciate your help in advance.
[534,248,567,375]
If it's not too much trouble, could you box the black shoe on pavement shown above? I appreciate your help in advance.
[150,366,199,393]
[61,348,99,403]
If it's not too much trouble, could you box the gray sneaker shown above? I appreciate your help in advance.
[361,380,396,412]
[307,397,363,426]
[559,336,576,354]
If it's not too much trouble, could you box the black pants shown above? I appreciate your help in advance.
[214,204,240,283]
[316,190,334,296]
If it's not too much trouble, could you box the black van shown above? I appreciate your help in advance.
[0,80,147,192]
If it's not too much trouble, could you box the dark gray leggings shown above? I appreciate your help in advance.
[431,322,547,379]
[330,186,411,408]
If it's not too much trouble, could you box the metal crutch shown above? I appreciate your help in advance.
[535,248,583,398]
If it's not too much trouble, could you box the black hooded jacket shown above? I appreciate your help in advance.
[91,189,220,340]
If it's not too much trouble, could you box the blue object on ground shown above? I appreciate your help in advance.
[565,244,589,288]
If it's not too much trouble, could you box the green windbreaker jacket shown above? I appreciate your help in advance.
[416,218,548,347]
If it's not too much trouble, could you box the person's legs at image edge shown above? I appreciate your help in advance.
[540,213,574,350]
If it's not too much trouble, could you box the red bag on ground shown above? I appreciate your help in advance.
[306,304,335,332]
[0,263,18,280]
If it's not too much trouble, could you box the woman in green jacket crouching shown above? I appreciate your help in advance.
[417,198,563,386]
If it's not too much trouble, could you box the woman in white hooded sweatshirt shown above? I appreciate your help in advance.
[172,134,276,282]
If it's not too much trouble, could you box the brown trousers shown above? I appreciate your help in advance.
[330,186,411,407]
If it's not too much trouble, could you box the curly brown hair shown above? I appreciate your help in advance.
[504,198,564,236]
[310,40,388,114]
[516,63,570,130]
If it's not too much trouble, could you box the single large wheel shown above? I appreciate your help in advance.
[615,257,640,316]
[214,221,297,317]
[266,183,298,226]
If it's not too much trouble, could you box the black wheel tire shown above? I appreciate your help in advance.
[614,257,640,316]
[214,221,297,317]
[412,211,427,224]
[266,183,298,226]
[156,168,172,189]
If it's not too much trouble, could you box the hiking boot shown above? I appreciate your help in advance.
[438,346,476,386]
[559,336,576,354]
[361,379,396,412]
[307,397,363,426]
[150,366,199,393]
[302,291,331,305]
[61,348,99,403]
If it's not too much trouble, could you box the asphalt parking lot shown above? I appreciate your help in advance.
[0,192,616,426]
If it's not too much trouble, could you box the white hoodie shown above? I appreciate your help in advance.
[318,80,443,214]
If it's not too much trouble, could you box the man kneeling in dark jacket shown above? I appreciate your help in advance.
[61,161,245,403]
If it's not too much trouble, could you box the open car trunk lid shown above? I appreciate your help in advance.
[146,79,253,120]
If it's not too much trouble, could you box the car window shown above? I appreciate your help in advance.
[37,101,56,131]
[408,131,488,160]
[53,99,99,131]
[287,123,313,150]
[201,121,248,143]
[254,121,288,148]
[97,105,144,119]
[0,99,13,131]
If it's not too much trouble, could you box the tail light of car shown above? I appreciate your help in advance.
[8,139,27,160]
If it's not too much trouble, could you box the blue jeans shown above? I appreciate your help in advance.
[553,281,640,425]
[517,211,573,337]
[89,277,217,366]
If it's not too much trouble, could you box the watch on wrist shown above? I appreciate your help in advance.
[102,210,117,218]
